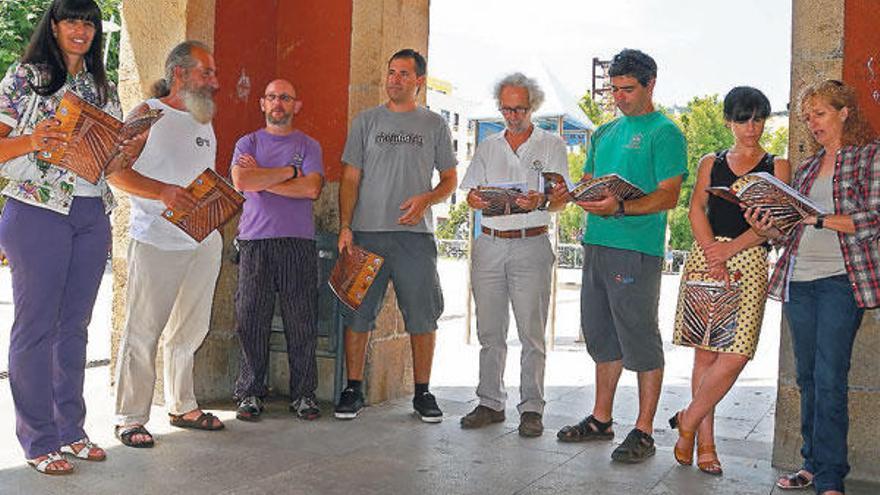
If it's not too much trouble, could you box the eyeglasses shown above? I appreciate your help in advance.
[499,106,530,116]
[263,93,295,102]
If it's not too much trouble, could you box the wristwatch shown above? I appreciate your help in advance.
[815,214,825,229]
[613,200,626,218]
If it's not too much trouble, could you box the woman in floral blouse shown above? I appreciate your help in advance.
[748,80,879,495]
[0,0,142,475]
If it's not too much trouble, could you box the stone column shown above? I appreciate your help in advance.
[347,0,430,404]
[774,0,880,483]
[112,0,236,404]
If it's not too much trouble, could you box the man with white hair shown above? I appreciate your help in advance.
[108,40,224,448]
[459,72,570,437]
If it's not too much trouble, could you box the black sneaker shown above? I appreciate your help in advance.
[611,428,656,463]
[290,396,321,420]
[236,396,263,422]
[334,387,364,420]
[413,391,443,423]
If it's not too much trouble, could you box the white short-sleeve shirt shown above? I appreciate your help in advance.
[460,125,570,231]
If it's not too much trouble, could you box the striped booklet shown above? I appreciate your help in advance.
[707,172,826,235]
[162,168,245,242]
[40,91,163,183]
[329,245,385,311]
[542,171,646,202]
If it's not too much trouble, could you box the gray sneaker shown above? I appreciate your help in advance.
[290,397,321,420]
[236,396,263,422]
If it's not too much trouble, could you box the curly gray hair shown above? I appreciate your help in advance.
[493,72,545,112]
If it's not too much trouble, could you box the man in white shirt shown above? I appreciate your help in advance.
[459,72,570,437]
[108,40,224,448]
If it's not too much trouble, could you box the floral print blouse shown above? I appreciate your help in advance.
[0,62,121,214]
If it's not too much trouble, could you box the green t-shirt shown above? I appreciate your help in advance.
[581,111,687,257]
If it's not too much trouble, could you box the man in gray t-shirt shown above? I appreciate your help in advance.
[336,49,457,423]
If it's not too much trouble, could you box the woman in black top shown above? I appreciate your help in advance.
[669,87,791,474]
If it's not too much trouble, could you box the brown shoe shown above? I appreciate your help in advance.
[460,405,505,429]
[518,412,544,437]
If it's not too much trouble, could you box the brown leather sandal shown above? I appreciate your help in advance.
[669,410,694,466]
[697,444,723,475]
[169,411,225,431]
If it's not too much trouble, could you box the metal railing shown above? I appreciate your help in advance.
[437,238,689,274]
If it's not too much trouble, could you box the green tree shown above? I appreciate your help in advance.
[558,148,586,243]
[667,95,733,250]
[436,201,469,240]
[579,91,614,128]
[761,125,789,157]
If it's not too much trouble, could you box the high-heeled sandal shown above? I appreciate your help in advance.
[697,444,723,475]
[668,410,694,466]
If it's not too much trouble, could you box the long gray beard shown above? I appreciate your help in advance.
[182,89,216,124]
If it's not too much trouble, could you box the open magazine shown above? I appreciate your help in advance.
[40,91,163,183]
[162,168,245,242]
[707,172,827,235]
[541,172,646,202]
[329,245,385,311]
[475,181,533,217]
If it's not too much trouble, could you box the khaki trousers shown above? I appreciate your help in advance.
[113,234,221,425]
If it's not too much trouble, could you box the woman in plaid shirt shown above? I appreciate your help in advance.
[747,80,878,495]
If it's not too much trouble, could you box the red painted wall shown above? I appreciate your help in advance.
[211,1,352,181]
[844,0,880,134]
[213,1,278,177]
[275,1,353,182]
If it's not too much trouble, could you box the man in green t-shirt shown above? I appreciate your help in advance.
[555,49,687,464]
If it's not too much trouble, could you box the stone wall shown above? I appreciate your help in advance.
[112,0,219,401]
[774,0,880,483]
[347,0,430,404]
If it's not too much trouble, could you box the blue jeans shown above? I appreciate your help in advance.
[783,275,863,494]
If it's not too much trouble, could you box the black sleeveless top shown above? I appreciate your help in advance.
[707,150,776,238]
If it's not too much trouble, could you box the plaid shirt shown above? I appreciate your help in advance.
[768,142,880,308]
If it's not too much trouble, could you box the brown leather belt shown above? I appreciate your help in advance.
[481,225,548,239]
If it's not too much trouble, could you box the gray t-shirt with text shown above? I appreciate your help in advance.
[342,105,457,233]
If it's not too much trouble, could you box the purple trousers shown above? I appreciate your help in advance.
[0,197,110,459]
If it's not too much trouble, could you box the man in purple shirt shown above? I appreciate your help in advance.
[230,79,324,421]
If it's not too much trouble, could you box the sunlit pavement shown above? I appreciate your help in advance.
[1,260,877,494]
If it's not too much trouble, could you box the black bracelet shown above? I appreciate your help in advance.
[815,215,825,229]
[291,166,299,180]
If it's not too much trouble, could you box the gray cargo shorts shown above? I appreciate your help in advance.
[580,244,664,372]
[343,231,443,335]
